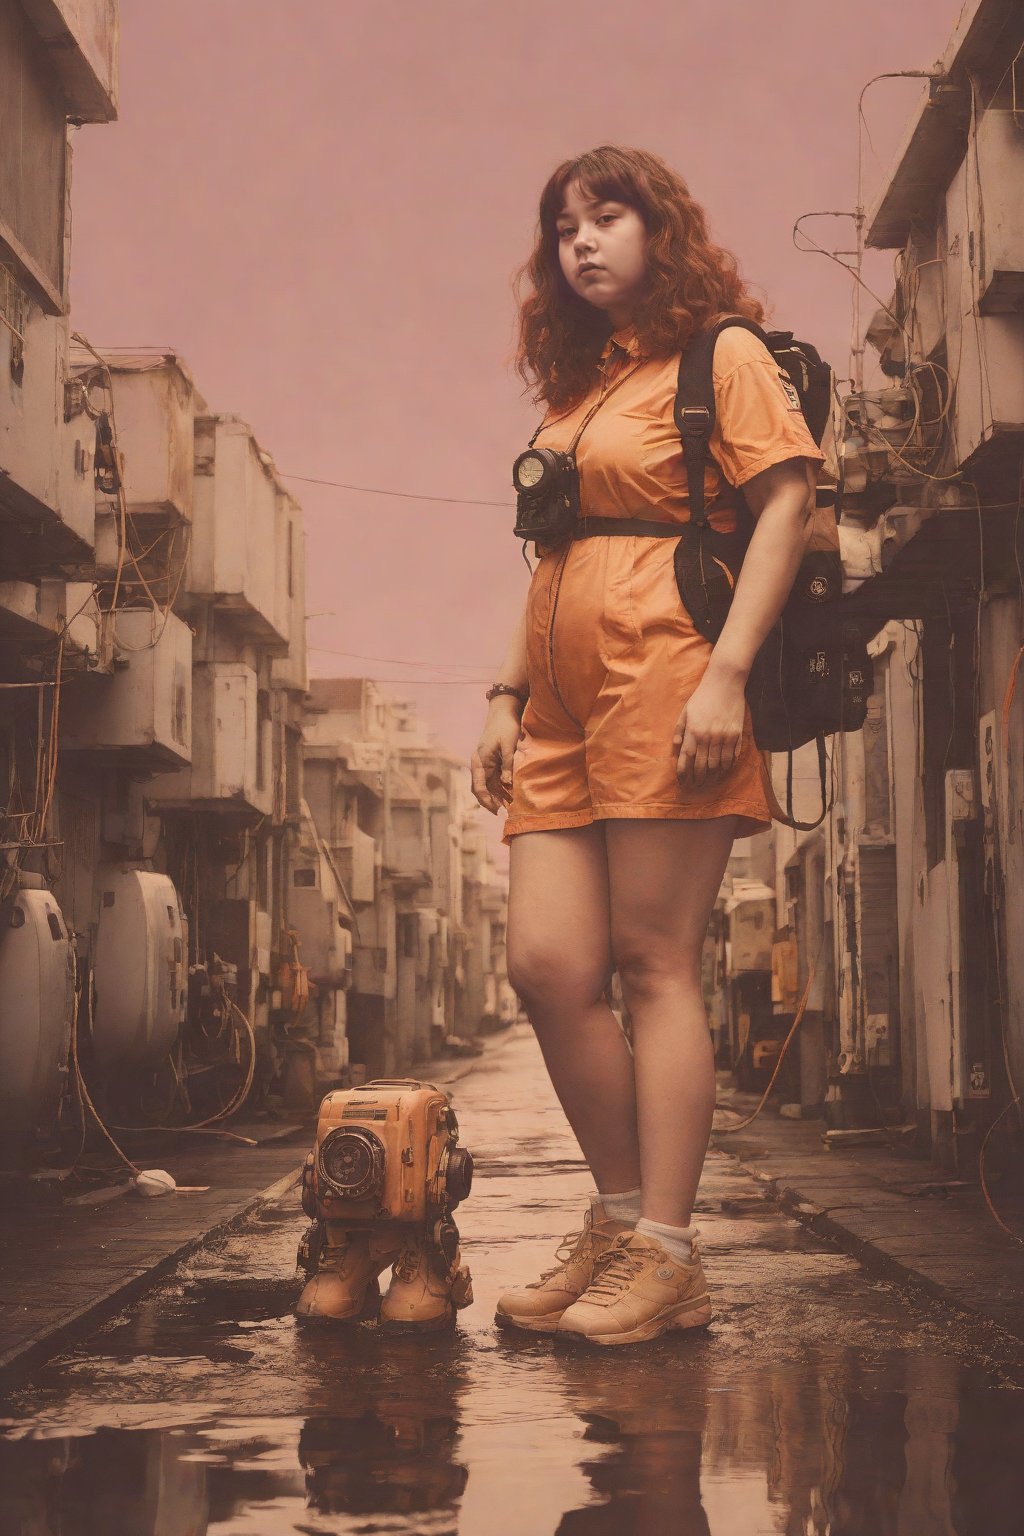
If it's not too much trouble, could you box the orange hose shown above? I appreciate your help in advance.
[715,942,822,1134]
[979,1097,1024,1248]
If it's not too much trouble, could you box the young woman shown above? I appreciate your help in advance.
[471,146,824,1346]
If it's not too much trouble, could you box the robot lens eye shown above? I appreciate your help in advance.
[329,1138,371,1185]
[318,1128,385,1199]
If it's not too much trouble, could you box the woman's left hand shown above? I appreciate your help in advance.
[673,663,748,787]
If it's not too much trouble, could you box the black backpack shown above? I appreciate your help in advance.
[671,317,871,830]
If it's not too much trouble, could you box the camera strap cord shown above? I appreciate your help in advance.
[528,355,649,453]
[536,356,649,726]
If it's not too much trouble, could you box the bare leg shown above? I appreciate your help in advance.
[606,817,737,1226]
[507,824,641,1193]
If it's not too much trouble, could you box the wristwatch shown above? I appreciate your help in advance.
[485,683,528,707]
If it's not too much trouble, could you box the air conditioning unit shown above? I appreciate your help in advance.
[105,357,198,522]
[0,304,95,562]
[336,823,377,905]
[59,608,192,766]
[945,156,1024,463]
[724,883,775,973]
[189,415,287,652]
[91,868,187,1069]
[0,877,73,1169]
[975,106,1024,314]
[270,493,306,692]
[147,661,271,815]
[944,769,988,1104]
[289,869,352,987]
[39,580,104,663]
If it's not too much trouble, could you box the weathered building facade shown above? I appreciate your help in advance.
[0,0,510,1169]
[725,0,1024,1169]
[302,678,514,1083]
[0,0,121,1165]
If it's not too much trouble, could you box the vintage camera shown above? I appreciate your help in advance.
[296,1079,474,1327]
[512,446,581,544]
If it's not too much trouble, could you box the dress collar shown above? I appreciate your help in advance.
[599,325,642,364]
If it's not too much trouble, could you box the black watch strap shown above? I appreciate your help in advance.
[486,683,528,706]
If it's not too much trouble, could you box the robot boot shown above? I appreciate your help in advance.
[294,1079,475,1330]
[379,1228,474,1333]
[296,1221,403,1322]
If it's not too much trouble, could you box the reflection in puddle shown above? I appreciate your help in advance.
[301,1411,468,1515]
[2,1350,1022,1534]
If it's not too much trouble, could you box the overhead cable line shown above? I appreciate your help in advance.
[308,644,493,671]
[280,470,512,509]
[309,674,491,687]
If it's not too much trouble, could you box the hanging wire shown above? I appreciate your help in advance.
[715,937,826,1133]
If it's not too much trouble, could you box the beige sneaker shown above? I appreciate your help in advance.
[494,1203,633,1335]
[555,1230,712,1346]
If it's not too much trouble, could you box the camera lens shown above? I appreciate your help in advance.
[513,450,547,492]
[445,1146,473,1205]
[318,1127,386,1200]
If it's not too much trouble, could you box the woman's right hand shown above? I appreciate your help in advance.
[471,698,524,814]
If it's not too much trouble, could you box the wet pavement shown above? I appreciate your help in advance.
[2,1022,1024,1534]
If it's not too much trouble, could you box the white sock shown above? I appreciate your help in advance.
[592,1187,641,1224]
[634,1216,697,1264]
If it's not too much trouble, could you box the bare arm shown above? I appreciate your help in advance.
[674,457,815,785]
[471,598,529,814]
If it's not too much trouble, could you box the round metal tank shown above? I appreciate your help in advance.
[0,880,74,1168]
[91,868,187,1068]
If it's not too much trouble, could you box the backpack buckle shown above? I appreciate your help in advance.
[676,406,711,435]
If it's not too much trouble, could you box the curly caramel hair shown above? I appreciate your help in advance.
[516,145,764,410]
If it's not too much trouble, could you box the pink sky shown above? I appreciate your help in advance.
[68,0,959,852]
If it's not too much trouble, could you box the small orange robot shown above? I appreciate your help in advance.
[295,1079,473,1331]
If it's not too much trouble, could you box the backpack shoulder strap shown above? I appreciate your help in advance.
[674,316,769,528]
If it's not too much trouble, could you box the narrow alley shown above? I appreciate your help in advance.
[2,1025,1022,1535]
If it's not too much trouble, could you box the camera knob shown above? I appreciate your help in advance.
[445,1146,473,1205]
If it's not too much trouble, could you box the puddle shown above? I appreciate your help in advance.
[1,1346,1022,1534]
[3,1028,1023,1532]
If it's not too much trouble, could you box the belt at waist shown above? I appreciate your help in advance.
[573,517,682,539]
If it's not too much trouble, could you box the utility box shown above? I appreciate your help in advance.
[188,416,288,653]
[59,608,192,767]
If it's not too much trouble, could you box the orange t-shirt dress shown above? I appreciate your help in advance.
[502,323,826,844]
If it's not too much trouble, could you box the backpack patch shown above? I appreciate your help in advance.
[777,370,802,411]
